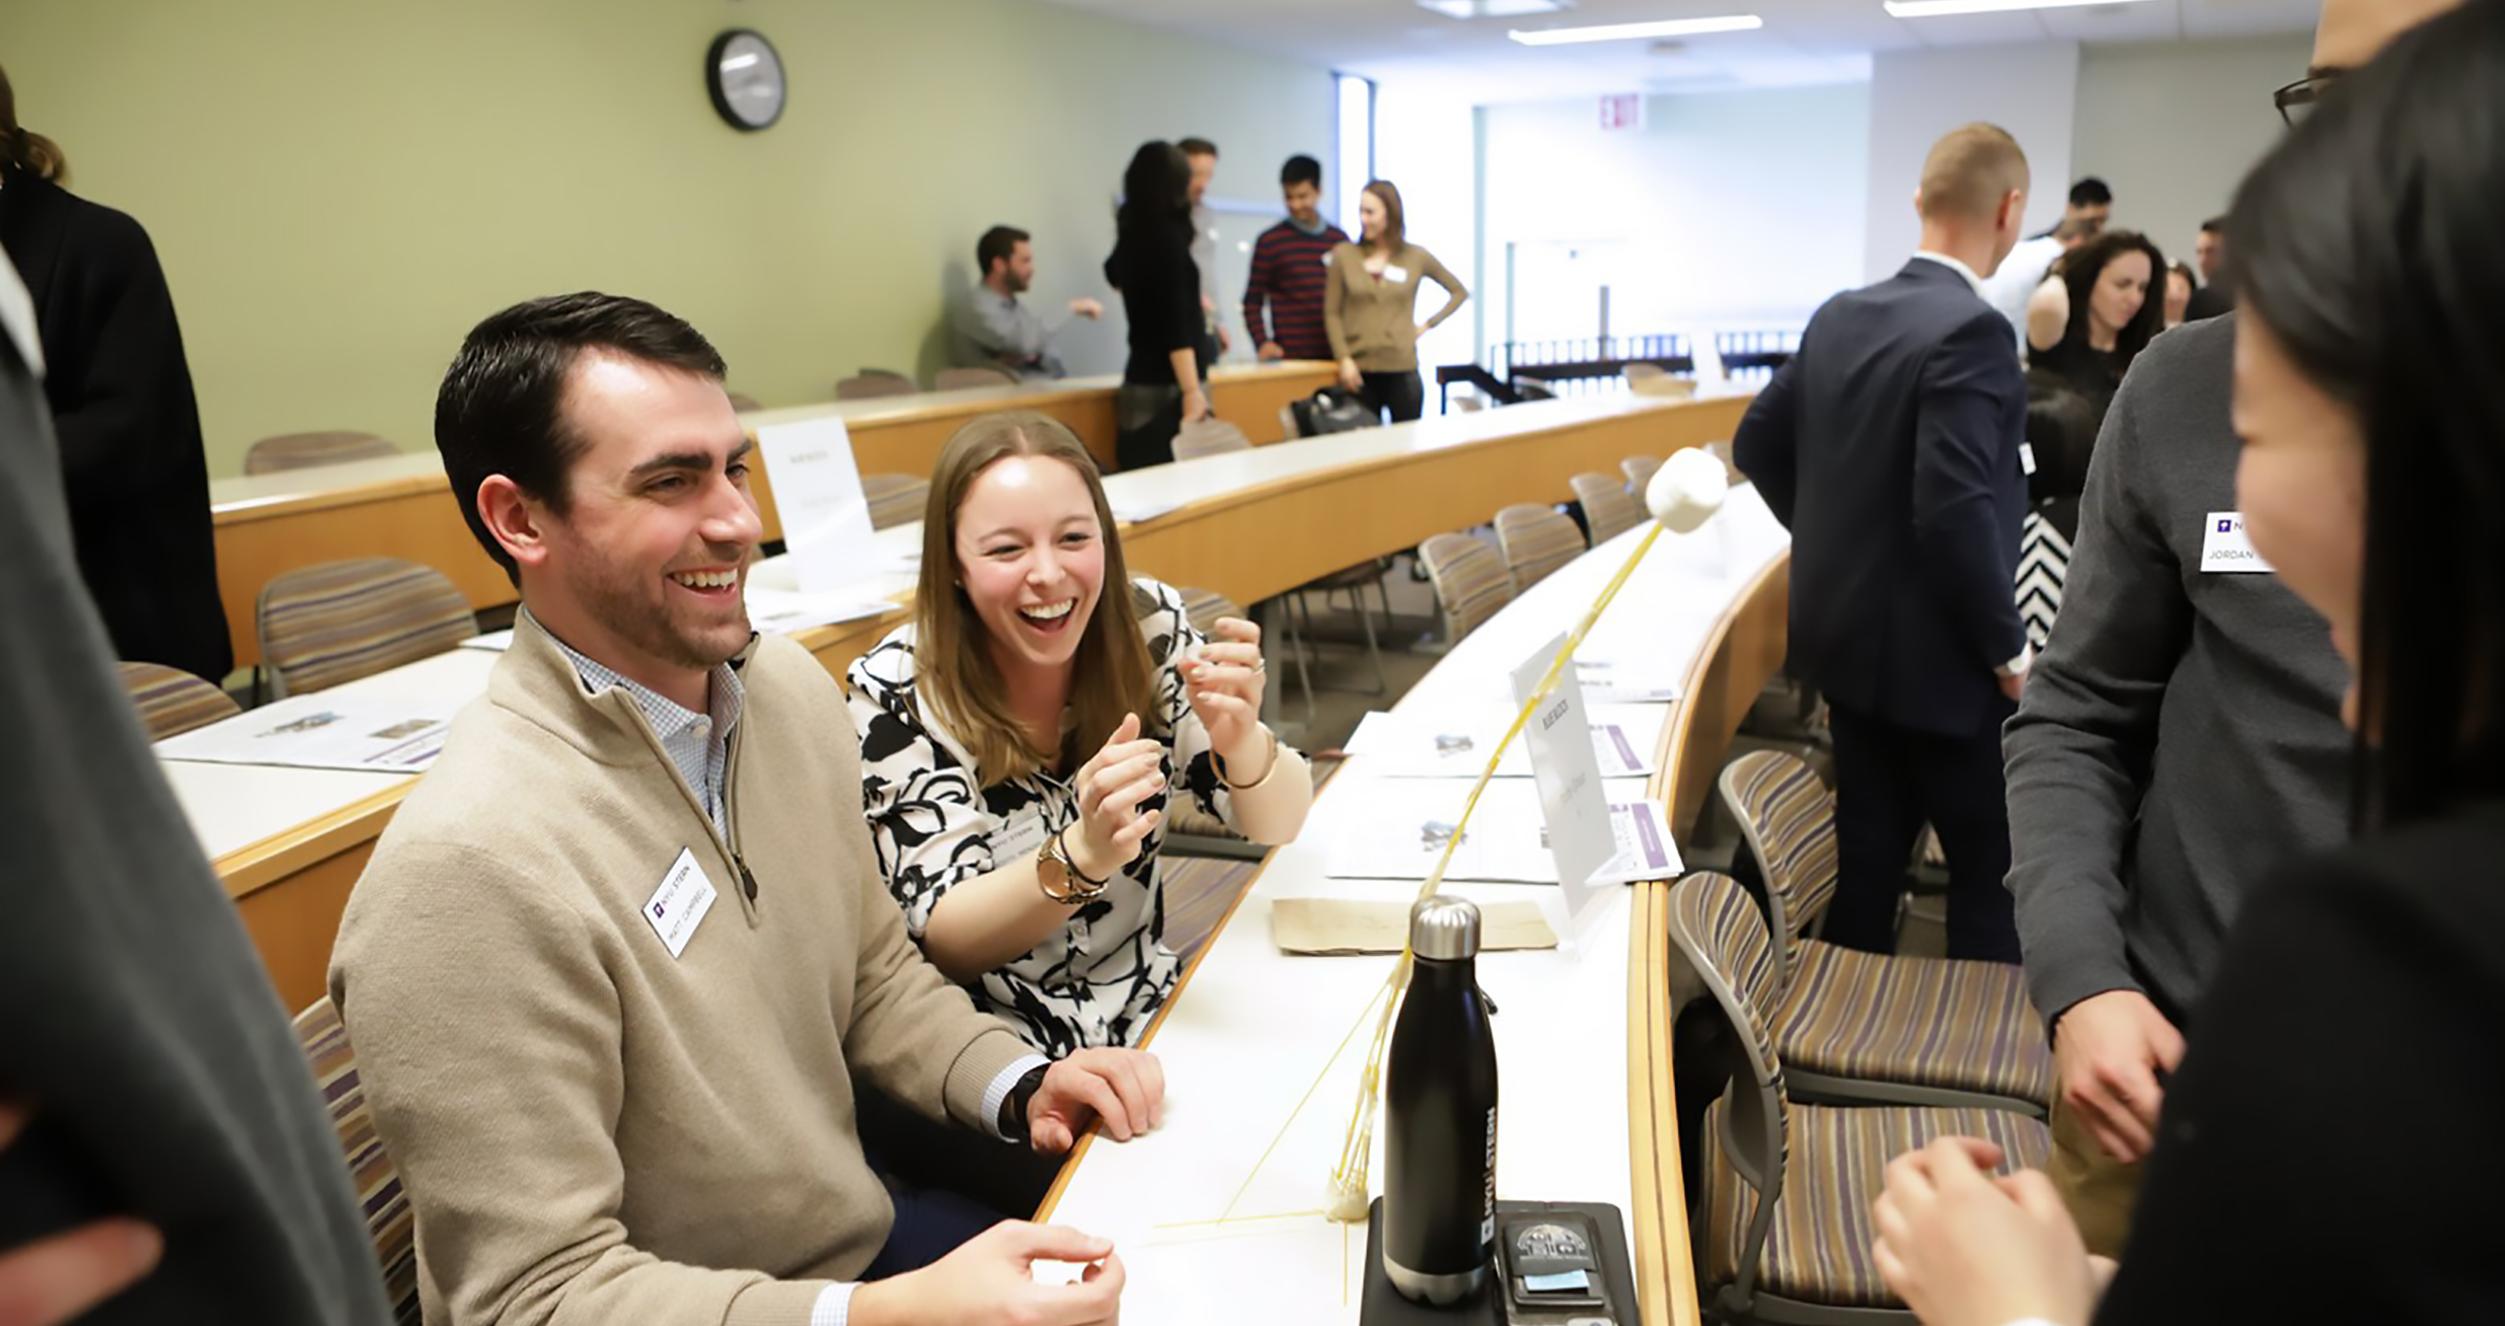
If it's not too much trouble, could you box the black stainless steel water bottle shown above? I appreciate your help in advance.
[1382,895,1500,1306]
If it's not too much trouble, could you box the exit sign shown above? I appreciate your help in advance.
[1599,93,1645,131]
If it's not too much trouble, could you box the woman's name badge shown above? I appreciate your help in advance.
[1384,265,1411,284]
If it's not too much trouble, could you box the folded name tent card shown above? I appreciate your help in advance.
[1270,897,1558,955]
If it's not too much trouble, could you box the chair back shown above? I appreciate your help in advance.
[935,366,1018,391]
[860,473,932,531]
[1570,472,1644,544]
[1418,532,1514,642]
[1620,454,1663,494]
[1493,503,1585,594]
[243,431,397,475]
[1172,418,1253,461]
[726,391,764,412]
[257,557,476,698]
[1716,750,1842,989]
[117,661,240,740]
[1174,585,1246,638]
[835,372,918,401]
[1623,362,1667,384]
[2016,509,2071,649]
[1664,871,1793,1305]
[292,998,423,1324]
[1630,374,1700,400]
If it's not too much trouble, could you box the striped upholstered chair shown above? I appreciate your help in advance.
[117,662,240,739]
[1568,471,1645,544]
[293,998,422,1325]
[934,365,1018,391]
[1418,532,1514,643]
[242,430,398,475]
[256,557,477,699]
[1668,872,2051,1325]
[1620,454,1663,495]
[1717,750,2053,1113]
[1492,503,1586,595]
[860,473,932,531]
[835,371,917,401]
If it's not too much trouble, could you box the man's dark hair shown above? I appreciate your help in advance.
[1280,154,1322,188]
[2068,176,2113,207]
[435,292,727,582]
[2199,214,2228,235]
[976,225,1029,277]
[1178,136,1218,159]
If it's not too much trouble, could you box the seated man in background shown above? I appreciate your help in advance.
[951,225,1102,381]
[332,291,1158,1326]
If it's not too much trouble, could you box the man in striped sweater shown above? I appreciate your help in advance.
[1242,154,1349,362]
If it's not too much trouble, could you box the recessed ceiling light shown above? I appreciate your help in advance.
[1883,0,2154,16]
[1508,14,1763,45]
[1417,0,1573,18]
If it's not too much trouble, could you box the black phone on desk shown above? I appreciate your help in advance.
[1359,1198,1640,1326]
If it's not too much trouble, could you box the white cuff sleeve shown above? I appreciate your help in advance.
[1999,642,2035,678]
[809,1282,859,1326]
[982,1053,1053,1142]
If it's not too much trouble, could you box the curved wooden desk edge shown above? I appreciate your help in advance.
[1629,547,1791,1326]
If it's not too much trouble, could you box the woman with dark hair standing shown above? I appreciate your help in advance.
[1103,141,1207,471]
[1870,3,2505,1321]
[0,64,229,683]
[2021,229,2168,429]
[2160,259,2198,328]
[1324,179,1466,424]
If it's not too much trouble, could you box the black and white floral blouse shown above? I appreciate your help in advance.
[846,577,1242,1056]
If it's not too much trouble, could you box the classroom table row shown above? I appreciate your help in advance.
[1034,485,1791,1326]
[207,359,1339,667]
[165,388,1753,1017]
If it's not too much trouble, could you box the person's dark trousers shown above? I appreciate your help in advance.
[1357,369,1425,423]
[1821,703,2021,962]
[860,1178,1004,1279]
[857,1082,1067,1219]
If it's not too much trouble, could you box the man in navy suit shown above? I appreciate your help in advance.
[1734,123,2034,962]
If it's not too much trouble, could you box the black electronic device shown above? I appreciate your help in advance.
[1359,1198,1641,1326]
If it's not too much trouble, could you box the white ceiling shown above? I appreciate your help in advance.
[1043,0,2316,100]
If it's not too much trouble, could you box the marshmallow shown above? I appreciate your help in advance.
[1646,447,1729,534]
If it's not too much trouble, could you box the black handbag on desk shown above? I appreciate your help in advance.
[1293,386,1377,437]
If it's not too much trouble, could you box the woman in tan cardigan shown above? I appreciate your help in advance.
[1323,179,1467,423]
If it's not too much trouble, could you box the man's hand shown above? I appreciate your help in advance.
[1029,1048,1164,1154]
[1215,323,1233,354]
[1257,341,1285,361]
[1069,297,1105,321]
[2052,990,2184,1163]
[1871,1137,2094,1326]
[851,1222,1122,1326]
[1999,670,2026,703]
[0,1103,163,1326]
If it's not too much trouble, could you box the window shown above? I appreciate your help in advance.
[1335,73,1376,238]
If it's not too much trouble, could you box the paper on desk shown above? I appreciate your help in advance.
[1271,897,1557,955]
[743,587,895,635]
[1573,656,1685,703]
[1109,496,1186,525]
[459,629,514,652]
[156,693,457,773]
[1317,779,1674,884]
[1342,704,1662,779]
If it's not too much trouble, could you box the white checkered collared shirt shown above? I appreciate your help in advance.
[550,638,744,835]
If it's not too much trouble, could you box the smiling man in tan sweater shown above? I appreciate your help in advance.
[330,292,1161,1326]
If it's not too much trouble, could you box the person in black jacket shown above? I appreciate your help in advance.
[1733,122,2034,962]
[0,244,391,1322]
[0,66,230,685]
[1103,141,1207,472]
[1871,3,2503,1321]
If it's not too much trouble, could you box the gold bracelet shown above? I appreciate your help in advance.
[1222,727,1283,791]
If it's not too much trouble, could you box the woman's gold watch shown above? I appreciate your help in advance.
[1036,827,1110,905]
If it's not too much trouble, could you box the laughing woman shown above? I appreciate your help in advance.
[848,411,1311,1057]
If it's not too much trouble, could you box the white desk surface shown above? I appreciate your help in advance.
[1040,488,1788,1323]
[174,396,1705,869]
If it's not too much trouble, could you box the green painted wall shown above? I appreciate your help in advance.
[1,0,1333,474]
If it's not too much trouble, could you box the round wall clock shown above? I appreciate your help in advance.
[706,29,786,132]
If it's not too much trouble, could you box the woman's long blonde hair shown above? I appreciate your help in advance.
[914,412,1159,786]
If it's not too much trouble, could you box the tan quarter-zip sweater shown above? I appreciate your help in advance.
[330,612,1033,1326]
